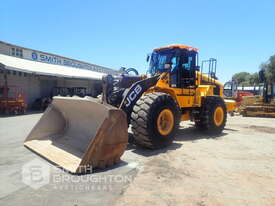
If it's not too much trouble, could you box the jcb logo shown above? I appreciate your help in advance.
[125,84,142,107]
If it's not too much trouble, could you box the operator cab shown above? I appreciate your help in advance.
[223,80,238,98]
[148,45,199,88]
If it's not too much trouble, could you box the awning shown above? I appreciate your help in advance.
[0,54,105,80]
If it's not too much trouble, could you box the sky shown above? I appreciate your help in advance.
[1,0,275,83]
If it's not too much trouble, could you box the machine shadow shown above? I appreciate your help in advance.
[127,123,230,157]
[175,126,228,142]
[224,128,239,132]
[90,160,129,174]
[127,139,182,157]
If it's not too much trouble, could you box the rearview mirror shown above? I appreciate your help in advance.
[146,54,150,62]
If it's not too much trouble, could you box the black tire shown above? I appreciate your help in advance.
[131,92,180,149]
[195,96,227,134]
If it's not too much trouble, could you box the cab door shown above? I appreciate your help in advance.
[180,52,197,88]
[169,51,197,88]
[169,51,197,108]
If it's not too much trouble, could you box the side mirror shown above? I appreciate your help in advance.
[146,54,150,62]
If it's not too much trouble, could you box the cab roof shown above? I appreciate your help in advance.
[154,44,198,52]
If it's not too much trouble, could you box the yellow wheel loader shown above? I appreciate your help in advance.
[24,45,235,173]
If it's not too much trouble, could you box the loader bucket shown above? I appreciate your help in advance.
[24,96,128,174]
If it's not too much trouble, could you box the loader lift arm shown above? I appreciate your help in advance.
[102,74,160,122]
[118,75,160,120]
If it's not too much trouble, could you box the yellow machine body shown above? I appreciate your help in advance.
[146,72,236,121]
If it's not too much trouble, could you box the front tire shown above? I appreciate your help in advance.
[131,92,180,149]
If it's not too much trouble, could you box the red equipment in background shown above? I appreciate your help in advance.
[235,91,254,107]
[223,80,255,110]
[0,84,27,115]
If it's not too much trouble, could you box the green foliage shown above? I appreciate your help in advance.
[232,54,275,85]
[232,72,255,86]
[248,72,260,85]
[232,72,250,84]
[260,55,275,82]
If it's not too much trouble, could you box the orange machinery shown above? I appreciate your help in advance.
[0,84,27,115]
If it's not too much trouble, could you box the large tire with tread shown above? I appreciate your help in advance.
[131,92,180,149]
[195,96,227,134]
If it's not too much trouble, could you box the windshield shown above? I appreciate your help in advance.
[148,50,178,75]
[224,82,232,90]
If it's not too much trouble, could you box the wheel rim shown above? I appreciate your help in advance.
[214,106,224,126]
[157,109,174,136]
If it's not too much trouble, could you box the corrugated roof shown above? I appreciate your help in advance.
[0,54,104,80]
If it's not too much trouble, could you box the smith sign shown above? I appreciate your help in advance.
[31,51,108,73]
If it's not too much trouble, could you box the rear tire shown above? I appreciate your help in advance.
[131,92,180,149]
[195,96,227,134]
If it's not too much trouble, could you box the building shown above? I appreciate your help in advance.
[0,41,120,109]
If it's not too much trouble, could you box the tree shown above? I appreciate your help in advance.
[261,55,275,82]
[248,72,260,85]
[232,72,250,85]
[231,54,275,86]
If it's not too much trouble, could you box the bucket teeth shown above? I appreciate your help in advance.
[24,96,128,174]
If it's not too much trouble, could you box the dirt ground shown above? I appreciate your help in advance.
[117,116,275,206]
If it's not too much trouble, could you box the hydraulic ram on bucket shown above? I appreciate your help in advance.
[24,96,128,174]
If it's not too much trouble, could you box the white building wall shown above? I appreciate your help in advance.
[0,43,10,55]
[27,74,40,105]
[1,70,103,108]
